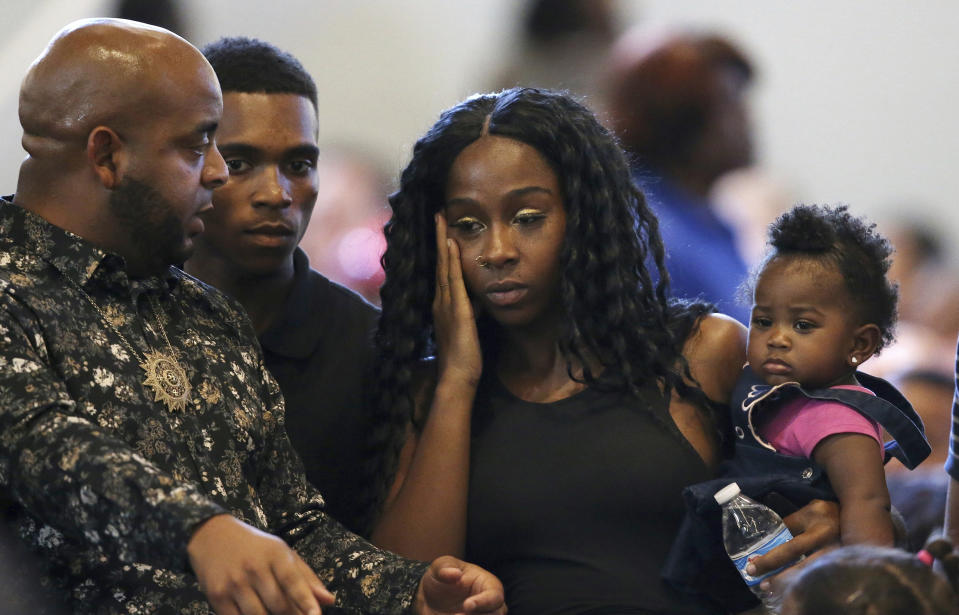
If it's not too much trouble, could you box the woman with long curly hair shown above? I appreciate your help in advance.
[362,87,830,613]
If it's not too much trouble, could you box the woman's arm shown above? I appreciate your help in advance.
[681,312,748,403]
[813,433,893,545]
[371,376,476,560]
[370,214,481,560]
[671,313,747,468]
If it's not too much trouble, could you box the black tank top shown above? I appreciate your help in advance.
[466,376,721,615]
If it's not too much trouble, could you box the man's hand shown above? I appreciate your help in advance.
[187,514,335,615]
[415,556,506,614]
[747,499,840,593]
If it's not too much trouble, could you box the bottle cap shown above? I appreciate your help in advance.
[714,482,741,505]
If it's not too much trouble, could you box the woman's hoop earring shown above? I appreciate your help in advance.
[475,255,489,268]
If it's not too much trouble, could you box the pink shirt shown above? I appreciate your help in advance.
[757,384,883,458]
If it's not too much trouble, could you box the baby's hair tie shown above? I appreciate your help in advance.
[917,549,934,567]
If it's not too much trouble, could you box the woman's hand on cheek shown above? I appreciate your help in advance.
[434,213,482,388]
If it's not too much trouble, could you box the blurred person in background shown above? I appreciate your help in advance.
[871,218,959,380]
[886,218,959,340]
[298,146,390,306]
[842,218,957,475]
[883,365,953,553]
[857,217,959,554]
[184,37,381,535]
[885,368,954,476]
[711,167,792,270]
[491,0,621,113]
[115,0,185,37]
[606,27,756,323]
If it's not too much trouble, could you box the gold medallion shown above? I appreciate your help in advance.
[141,351,191,412]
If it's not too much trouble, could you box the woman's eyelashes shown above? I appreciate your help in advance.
[448,209,547,235]
[449,217,485,235]
[514,209,546,226]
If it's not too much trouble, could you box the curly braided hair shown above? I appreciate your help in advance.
[355,87,711,534]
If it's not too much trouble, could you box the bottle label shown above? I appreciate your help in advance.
[729,525,794,586]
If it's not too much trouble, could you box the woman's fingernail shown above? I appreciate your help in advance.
[745,563,756,575]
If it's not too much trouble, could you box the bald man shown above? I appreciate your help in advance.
[0,19,505,615]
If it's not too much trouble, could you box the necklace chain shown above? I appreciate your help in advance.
[63,274,192,412]
[146,295,177,356]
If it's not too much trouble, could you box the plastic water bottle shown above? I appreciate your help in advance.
[714,482,793,613]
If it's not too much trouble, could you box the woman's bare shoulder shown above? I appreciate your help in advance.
[684,313,747,360]
[682,313,747,404]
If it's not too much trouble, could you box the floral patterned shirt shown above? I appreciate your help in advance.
[0,199,427,614]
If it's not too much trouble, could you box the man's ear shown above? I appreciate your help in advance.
[849,323,881,367]
[87,126,127,189]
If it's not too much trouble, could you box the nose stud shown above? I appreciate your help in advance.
[475,255,489,268]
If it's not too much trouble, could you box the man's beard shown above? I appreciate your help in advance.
[108,176,188,274]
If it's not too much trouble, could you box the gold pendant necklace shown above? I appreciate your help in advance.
[66,277,192,412]
[137,297,192,412]
[139,350,191,412]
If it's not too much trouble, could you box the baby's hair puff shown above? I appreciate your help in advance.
[782,537,959,615]
[754,203,898,353]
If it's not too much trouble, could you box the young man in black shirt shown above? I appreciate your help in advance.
[185,37,380,535]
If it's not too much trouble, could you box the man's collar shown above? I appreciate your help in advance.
[259,247,321,358]
[0,196,179,293]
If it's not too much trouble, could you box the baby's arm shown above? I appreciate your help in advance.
[812,433,893,545]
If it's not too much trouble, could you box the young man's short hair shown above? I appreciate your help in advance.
[202,36,317,110]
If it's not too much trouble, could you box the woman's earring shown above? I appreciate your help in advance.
[850,356,859,365]
[475,255,489,268]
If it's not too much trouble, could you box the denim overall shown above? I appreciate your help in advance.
[662,367,931,612]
